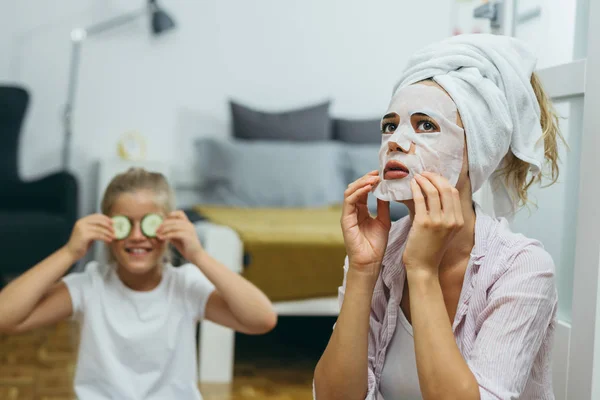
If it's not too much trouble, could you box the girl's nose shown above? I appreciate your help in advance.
[128,223,145,240]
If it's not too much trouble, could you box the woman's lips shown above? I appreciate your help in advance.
[384,160,410,180]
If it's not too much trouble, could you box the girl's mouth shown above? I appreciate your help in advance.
[384,160,410,180]
[125,247,152,257]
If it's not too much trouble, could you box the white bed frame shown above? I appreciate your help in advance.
[194,221,340,383]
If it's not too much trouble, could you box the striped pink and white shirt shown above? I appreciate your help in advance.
[337,203,557,399]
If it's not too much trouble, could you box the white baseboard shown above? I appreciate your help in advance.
[273,297,339,316]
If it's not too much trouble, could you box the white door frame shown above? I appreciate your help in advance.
[473,0,599,398]
[521,0,599,397]
[566,0,600,397]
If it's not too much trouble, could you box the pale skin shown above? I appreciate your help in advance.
[314,80,480,400]
[0,189,277,336]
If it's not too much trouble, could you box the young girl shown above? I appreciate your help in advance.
[314,34,562,399]
[0,167,277,399]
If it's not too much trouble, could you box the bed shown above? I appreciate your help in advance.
[93,147,407,385]
[192,205,347,384]
[193,204,347,302]
[188,106,408,382]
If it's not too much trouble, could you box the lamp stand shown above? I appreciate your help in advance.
[61,3,174,170]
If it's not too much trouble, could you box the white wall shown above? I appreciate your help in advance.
[2,0,452,215]
[514,0,578,68]
[0,3,13,78]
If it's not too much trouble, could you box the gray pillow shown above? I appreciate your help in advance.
[193,137,230,189]
[230,100,332,141]
[194,138,346,207]
[333,118,381,144]
[343,144,381,183]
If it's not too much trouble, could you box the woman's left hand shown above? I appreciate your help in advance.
[156,211,205,261]
[402,172,464,275]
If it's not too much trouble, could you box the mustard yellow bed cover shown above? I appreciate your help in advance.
[193,205,347,302]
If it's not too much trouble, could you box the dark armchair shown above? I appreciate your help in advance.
[0,86,79,281]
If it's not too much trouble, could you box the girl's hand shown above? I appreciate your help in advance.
[341,170,392,278]
[65,214,115,260]
[156,211,205,261]
[403,172,464,275]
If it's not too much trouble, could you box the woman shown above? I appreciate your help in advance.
[314,34,562,400]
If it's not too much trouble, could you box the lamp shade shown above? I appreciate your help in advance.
[151,6,175,34]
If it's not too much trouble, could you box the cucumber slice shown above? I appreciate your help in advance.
[141,213,163,238]
[112,215,132,240]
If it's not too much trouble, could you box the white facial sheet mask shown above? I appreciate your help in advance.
[372,84,465,202]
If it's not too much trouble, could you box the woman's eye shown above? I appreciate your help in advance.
[382,123,397,133]
[417,120,437,132]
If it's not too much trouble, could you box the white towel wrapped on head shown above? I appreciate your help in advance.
[393,33,545,220]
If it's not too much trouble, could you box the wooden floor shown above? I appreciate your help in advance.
[0,317,333,399]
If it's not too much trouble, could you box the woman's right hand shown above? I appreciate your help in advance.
[341,170,392,278]
[65,214,116,260]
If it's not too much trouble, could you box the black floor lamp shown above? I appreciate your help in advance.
[62,0,175,170]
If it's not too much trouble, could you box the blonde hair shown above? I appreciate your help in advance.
[101,168,174,215]
[497,72,567,208]
[101,167,175,264]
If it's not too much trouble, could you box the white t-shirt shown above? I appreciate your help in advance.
[378,307,423,400]
[63,261,215,400]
